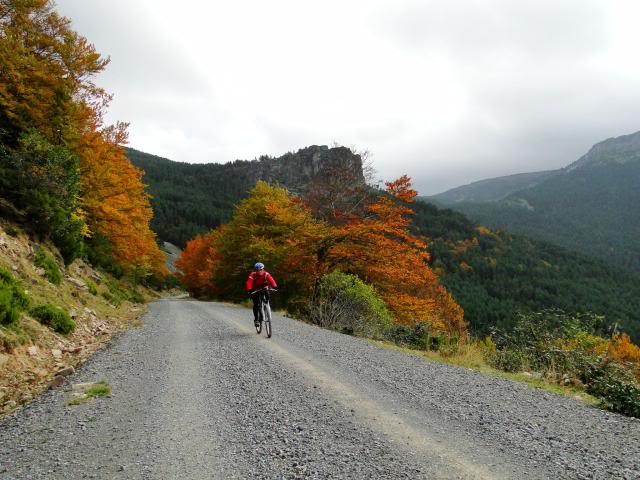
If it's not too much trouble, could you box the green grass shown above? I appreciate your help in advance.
[65,381,111,406]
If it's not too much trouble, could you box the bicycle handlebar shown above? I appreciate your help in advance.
[249,287,278,295]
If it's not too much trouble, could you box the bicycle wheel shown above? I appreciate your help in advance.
[264,302,272,338]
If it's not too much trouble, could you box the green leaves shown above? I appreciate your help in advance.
[0,268,29,326]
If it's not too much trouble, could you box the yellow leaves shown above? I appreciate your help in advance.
[475,226,492,235]
[177,177,466,336]
[609,333,640,367]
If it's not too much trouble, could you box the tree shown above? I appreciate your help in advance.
[0,130,85,263]
[79,124,166,276]
[0,0,109,146]
[177,182,330,308]
[326,176,466,335]
[175,232,221,298]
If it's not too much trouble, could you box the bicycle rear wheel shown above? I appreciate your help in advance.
[264,303,272,338]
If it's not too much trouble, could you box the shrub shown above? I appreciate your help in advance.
[85,233,123,278]
[0,268,29,325]
[489,309,640,418]
[128,290,144,304]
[34,247,62,285]
[581,360,640,418]
[86,280,98,296]
[29,304,75,334]
[307,271,393,338]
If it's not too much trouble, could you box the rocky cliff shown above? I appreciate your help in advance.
[126,145,366,247]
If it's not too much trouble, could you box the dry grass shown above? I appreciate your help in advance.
[369,339,600,406]
[0,221,154,417]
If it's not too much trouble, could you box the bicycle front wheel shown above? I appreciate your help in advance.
[264,303,272,338]
[255,308,262,334]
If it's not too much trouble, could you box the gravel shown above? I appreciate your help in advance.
[1,298,639,479]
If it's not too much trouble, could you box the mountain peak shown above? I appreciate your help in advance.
[566,130,640,172]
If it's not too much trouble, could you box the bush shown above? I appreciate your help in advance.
[29,304,75,334]
[0,268,29,325]
[488,309,640,418]
[581,360,640,418]
[86,280,98,296]
[129,290,144,304]
[101,277,139,306]
[34,247,62,285]
[307,271,393,337]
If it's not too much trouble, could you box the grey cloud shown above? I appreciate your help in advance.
[376,0,607,61]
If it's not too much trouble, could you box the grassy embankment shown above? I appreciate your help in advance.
[0,221,165,417]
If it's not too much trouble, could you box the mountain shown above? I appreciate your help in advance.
[128,146,640,341]
[426,170,557,204]
[126,145,363,248]
[431,131,640,273]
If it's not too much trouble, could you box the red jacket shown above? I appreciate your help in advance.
[246,271,277,292]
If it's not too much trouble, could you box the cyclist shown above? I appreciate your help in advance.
[246,262,277,326]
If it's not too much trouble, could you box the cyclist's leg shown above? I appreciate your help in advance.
[251,293,260,325]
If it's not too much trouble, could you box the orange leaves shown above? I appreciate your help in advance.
[609,333,640,370]
[79,128,166,276]
[385,175,417,203]
[0,0,109,144]
[327,176,465,335]
[175,232,220,297]
[177,177,466,336]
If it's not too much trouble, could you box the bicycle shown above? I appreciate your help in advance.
[251,287,276,338]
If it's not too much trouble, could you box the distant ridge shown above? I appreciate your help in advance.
[428,170,557,204]
[431,131,640,273]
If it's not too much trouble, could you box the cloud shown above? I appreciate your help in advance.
[55,0,640,194]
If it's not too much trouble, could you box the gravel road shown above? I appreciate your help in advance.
[1,298,639,479]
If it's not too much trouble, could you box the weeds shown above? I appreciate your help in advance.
[66,381,111,406]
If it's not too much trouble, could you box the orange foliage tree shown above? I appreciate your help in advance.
[175,231,221,297]
[208,182,329,306]
[79,124,166,276]
[326,176,465,335]
[0,0,165,277]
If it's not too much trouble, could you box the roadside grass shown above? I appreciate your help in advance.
[66,381,111,406]
[369,339,600,407]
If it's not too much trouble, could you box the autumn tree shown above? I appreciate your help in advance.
[177,181,330,309]
[0,0,165,278]
[79,124,166,276]
[175,232,220,298]
[326,176,466,335]
[0,0,109,146]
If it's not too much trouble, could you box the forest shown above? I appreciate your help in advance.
[129,148,640,342]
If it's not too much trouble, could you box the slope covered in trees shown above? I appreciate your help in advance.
[0,0,165,278]
[130,145,640,341]
[432,131,640,274]
[125,145,365,247]
[411,201,640,340]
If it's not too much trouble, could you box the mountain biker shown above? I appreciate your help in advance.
[246,263,277,326]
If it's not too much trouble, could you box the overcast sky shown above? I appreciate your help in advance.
[56,0,640,194]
